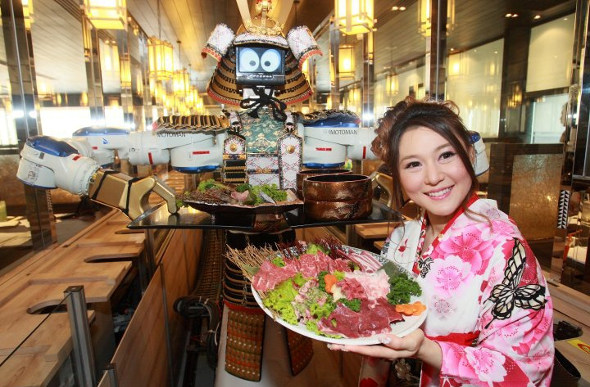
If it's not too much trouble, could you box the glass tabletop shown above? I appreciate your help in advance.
[127,200,402,231]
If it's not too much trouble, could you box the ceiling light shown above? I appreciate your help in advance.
[392,6,399,11]
[338,44,355,79]
[534,14,541,20]
[399,6,406,11]
[84,0,127,30]
[335,0,374,35]
[505,13,512,17]
[148,37,174,80]
[22,0,33,29]
[173,69,190,97]
[419,0,455,37]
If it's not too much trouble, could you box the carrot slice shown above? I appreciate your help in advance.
[395,301,426,316]
[324,273,338,293]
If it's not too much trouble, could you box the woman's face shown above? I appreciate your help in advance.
[397,126,473,225]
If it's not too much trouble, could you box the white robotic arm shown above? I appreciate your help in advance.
[300,111,378,168]
[127,130,227,173]
[17,135,177,219]
[17,136,100,195]
[302,125,377,167]
[73,125,228,173]
[72,127,131,167]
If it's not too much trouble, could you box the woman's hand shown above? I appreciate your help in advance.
[328,329,442,370]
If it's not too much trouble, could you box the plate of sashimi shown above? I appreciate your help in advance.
[226,239,427,345]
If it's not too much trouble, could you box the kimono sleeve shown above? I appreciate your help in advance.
[437,237,554,386]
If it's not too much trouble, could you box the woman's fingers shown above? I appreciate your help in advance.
[327,329,426,361]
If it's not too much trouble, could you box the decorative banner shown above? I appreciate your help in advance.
[567,338,590,355]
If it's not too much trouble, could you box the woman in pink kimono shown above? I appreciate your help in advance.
[329,98,554,386]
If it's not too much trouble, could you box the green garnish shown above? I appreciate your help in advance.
[271,256,286,267]
[317,270,329,292]
[249,184,288,203]
[262,278,299,324]
[338,298,362,312]
[197,178,228,192]
[235,183,251,193]
[381,261,422,305]
[305,243,329,255]
[292,272,306,287]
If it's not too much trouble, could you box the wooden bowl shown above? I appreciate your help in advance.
[304,197,373,220]
[303,174,373,220]
[303,174,372,202]
[296,168,352,199]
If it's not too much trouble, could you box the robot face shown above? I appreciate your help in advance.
[235,45,285,86]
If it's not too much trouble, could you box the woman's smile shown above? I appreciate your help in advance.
[425,186,453,200]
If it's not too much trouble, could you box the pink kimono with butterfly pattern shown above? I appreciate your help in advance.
[360,196,554,386]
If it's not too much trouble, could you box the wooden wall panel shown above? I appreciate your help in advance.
[99,229,203,387]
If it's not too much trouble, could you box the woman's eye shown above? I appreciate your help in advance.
[404,161,421,169]
[440,151,456,160]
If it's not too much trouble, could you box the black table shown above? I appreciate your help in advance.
[127,200,402,231]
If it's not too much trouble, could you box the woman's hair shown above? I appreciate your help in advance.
[372,97,479,210]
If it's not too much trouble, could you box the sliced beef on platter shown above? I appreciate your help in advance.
[185,187,234,204]
[344,270,390,300]
[358,299,404,334]
[318,299,404,338]
[296,252,352,277]
[338,278,366,299]
[252,251,354,293]
[251,260,299,292]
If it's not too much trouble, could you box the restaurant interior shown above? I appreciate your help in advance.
[1,0,590,386]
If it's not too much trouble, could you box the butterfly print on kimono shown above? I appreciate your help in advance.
[417,256,433,278]
[485,239,546,328]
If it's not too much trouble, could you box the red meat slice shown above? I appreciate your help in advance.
[318,299,404,338]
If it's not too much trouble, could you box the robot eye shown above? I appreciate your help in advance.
[260,49,281,73]
[238,48,260,72]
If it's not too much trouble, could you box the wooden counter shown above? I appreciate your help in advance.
[0,210,144,387]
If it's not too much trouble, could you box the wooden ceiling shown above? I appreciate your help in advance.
[1,0,577,98]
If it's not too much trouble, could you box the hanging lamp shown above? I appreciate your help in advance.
[338,44,355,79]
[148,37,174,80]
[418,0,455,37]
[334,0,374,35]
[84,0,127,30]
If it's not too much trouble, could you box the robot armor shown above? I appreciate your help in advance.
[201,23,236,62]
[286,26,323,69]
[277,131,302,190]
